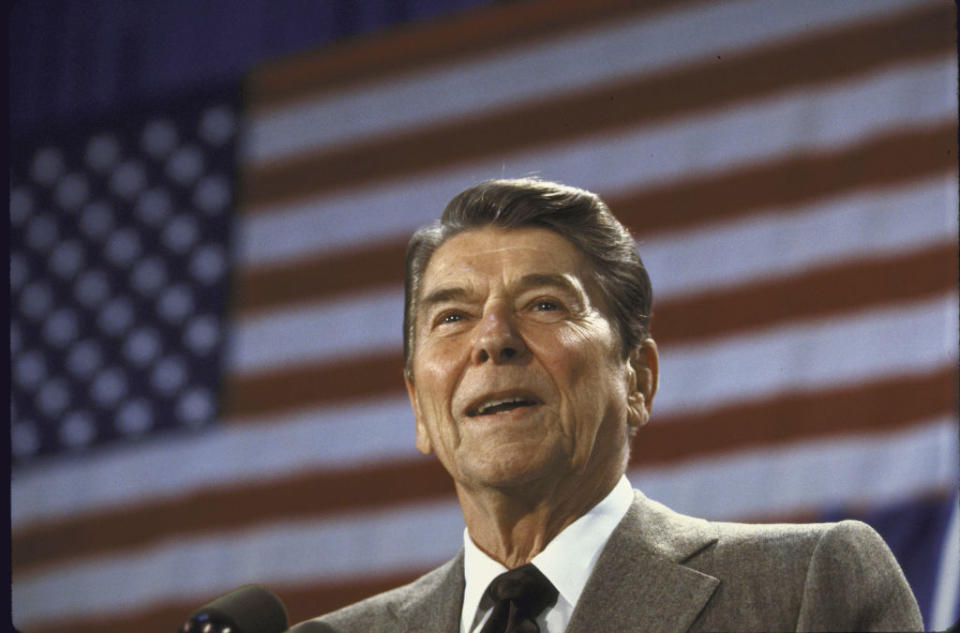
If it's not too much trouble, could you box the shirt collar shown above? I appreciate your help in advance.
[461,475,634,632]
[462,535,509,633]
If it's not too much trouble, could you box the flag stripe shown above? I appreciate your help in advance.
[661,295,956,415]
[15,498,466,629]
[236,240,406,316]
[15,419,958,633]
[637,367,956,465]
[222,293,959,423]
[241,3,952,208]
[634,421,959,521]
[13,458,452,575]
[11,394,420,528]
[246,0,700,114]
[224,350,405,420]
[224,261,957,418]
[24,570,429,633]
[238,60,955,268]
[605,123,956,237]
[637,178,956,301]
[13,292,958,533]
[654,242,958,345]
[234,124,956,317]
[14,363,955,575]
[229,179,956,375]
[12,293,935,537]
[245,0,926,162]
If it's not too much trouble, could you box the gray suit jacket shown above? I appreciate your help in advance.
[289,491,923,632]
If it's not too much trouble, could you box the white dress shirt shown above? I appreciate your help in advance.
[461,475,634,633]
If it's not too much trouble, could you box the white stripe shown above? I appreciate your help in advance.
[233,290,960,416]
[14,297,956,528]
[11,395,419,528]
[659,293,958,415]
[644,176,959,300]
[13,417,955,629]
[228,288,405,372]
[632,417,958,520]
[13,497,465,629]
[931,488,960,630]
[246,0,933,162]
[233,290,959,432]
[239,57,956,266]
[227,177,956,374]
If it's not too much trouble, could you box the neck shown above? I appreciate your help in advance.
[458,471,620,568]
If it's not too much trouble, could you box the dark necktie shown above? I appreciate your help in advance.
[479,563,559,633]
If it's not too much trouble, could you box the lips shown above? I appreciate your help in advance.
[465,391,542,417]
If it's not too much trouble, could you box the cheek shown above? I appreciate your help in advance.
[414,342,467,418]
[539,326,609,385]
[531,334,599,429]
[539,327,626,435]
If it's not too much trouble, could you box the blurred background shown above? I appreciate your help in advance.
[10,1,959,631]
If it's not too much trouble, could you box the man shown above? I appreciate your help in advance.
[290,179,922,632]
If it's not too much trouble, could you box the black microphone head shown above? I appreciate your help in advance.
[181,584,288,633]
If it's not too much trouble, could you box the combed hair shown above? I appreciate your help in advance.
[403,178,652,379]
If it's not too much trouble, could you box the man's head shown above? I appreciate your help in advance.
[402,178,658,497]
[404,178,652,375]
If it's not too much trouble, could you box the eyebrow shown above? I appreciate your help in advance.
[419,273,584,315]
[514,273,583,298]
[419,286,473,315]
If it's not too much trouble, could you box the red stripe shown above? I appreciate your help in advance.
[654,242,959,345]
[248,0,701,112]
[226,242,957,418]
[21,569,430,633]
[20,484,960,633]
[242,4,953,208]
[609,122,957,237]
[235,123,957,317]
[14,365,955,575]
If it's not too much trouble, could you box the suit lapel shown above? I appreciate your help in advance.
[567,492,720,633]
[388,492,719,633]
[392,551,465,633]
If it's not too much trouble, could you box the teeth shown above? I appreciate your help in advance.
[477,396,529,415]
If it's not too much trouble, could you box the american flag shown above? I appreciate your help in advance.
[11,1,959,631]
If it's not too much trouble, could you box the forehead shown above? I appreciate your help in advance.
[421,226,589,290]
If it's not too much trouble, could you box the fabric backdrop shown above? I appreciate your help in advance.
[11,1,959,631]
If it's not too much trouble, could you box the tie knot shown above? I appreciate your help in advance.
[485,563,558,618]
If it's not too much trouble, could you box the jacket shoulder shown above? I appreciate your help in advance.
[687,517,922,631]
[288,555,462,633]
[797,519,923,631]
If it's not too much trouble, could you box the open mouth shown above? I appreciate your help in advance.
[466,394,541,417]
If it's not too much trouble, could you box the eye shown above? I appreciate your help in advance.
[532,299,561,312]
[432,310,467,328]
[522,293,577,322]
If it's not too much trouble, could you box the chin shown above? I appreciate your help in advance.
[460,449,566,491]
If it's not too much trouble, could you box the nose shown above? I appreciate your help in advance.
[472,304,527,365]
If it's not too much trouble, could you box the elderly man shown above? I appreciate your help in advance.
[291,179,922,632]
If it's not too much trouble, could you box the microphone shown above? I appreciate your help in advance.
[180,584,289,633]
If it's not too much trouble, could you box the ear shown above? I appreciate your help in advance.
[405,374,433,455]
[625,338,659,436]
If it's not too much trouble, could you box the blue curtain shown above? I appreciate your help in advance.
[9,0,493,136]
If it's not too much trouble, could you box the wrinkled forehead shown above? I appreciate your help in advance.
[419,226,591,295]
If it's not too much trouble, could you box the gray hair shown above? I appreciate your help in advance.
[403,178,652,379]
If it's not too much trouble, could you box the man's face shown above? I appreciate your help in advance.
[405,226,655,496]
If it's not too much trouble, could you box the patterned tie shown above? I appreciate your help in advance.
[479,563,559,633]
